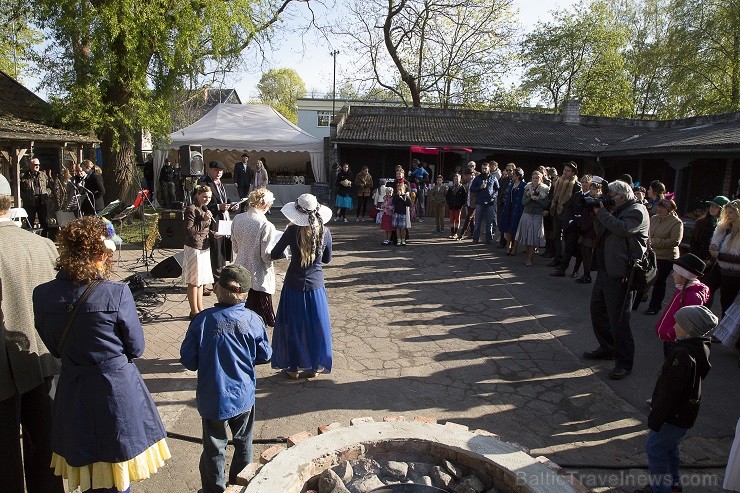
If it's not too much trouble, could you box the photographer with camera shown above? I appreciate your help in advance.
[583,180,649,380]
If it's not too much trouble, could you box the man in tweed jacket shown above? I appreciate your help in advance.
[0,174,63,493]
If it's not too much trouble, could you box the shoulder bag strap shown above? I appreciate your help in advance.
[56,279,101,354]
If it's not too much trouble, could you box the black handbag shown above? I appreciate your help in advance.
[629,245,657,292]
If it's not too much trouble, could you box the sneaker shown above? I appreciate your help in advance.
[418,218,424,222]
[333,216,339,222]
[356,218,361,222]
[382,240,390,245]
[401,240,406,246]
[343,218,348,222]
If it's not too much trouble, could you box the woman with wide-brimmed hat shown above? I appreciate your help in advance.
[270,194,333,379]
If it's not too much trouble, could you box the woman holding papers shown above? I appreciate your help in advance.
[183,185,215,319]
[231,188,278,326]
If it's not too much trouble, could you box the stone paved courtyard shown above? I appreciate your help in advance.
[105,215,737,493]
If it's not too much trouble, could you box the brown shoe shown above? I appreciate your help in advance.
[203,287,212,296]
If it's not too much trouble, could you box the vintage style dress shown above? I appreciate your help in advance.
[270,224,333,373]
[33,272,170,492]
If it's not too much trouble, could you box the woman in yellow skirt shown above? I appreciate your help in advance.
[33,217,170,492]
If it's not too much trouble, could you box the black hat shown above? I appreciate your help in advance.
[563,161,578,172]
[618,174,633,186]
[209,160,225,170]
[673,253,706,278]
[218,264,251,294]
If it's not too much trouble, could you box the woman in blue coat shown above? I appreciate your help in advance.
[33,217,170,493]
[499,167,527,255]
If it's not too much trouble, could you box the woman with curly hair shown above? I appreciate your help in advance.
[709,199,740,317]
[231,188,277,326]
[270,194,333,379]
[32,216,170,493]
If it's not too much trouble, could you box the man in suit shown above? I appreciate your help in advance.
[79,159,105,215]
[200,161,236,279]
[233,154,252,199]
[0,174,63,493]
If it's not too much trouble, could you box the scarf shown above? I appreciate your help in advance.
[551,175,577,216]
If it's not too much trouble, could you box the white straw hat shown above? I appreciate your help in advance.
[281,193,332,226]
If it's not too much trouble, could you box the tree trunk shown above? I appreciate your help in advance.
[100,129,137,206]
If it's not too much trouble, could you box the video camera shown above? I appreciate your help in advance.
[581,195,615,209]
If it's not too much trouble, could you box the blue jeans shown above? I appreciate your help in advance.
[646,422,687,493]
[200,407,254,493]
[473,204,496,243]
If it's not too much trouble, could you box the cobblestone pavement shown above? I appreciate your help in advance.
[105,216,737,493]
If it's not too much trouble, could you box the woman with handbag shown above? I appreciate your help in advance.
[334,163,353,222]
[354,166,373,221]
[643,198,684,315]
[32,217,170,493]
[709,199,740,318]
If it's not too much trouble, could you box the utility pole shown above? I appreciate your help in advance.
[330,50,340,120]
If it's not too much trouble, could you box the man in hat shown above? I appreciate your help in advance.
[200,160,235,279]
[180,264,272,493]
[635,305,717,493]
[0,174,63,493]
[548,161,582,270]
[159,157,177,208]
[19,157,50,236]
[584,180,649,380]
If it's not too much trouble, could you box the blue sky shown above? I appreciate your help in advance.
[228,0,579,100]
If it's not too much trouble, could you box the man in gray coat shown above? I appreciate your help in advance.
[0,174,63,493]
[584,180,649,380]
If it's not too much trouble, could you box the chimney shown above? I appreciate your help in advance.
[562,99,581,124]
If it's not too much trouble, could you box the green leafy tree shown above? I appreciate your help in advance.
[256,67,306,123]
[520,0,632,117]
[0,1,42,81]
[30,0,309,202]
[662,0,740,116]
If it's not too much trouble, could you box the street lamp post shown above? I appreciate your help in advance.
[330,50,339,120]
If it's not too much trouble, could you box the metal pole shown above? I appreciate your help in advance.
[330,50,339,119]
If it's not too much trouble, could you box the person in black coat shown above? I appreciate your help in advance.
[636,305,717,493]
[690,196,730,308]
[78,160,105,215]
[199,161,236,279]
[233,154,252,199]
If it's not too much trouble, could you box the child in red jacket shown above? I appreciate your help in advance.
[655,253,710,358]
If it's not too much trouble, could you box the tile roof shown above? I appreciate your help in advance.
[0,70,50,124]
[334,106,740,156]
[0,114,99,145]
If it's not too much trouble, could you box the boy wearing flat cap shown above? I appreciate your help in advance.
[180,264,272,493]
[637,305,718,493]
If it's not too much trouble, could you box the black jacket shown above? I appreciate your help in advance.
[689,214,717,261]
[648,337,711,432]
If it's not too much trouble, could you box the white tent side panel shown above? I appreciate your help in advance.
[169,103,325,181]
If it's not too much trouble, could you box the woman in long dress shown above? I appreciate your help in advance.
[183,185,214,318]
[33,216,170,493]
[231,188,278,326]
[270,193,333,379]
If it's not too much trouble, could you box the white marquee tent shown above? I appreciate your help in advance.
[168,103,326,181]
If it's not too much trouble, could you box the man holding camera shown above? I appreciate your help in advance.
[584,180,649,380]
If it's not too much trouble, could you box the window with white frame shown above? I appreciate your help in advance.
[317,111,333,127]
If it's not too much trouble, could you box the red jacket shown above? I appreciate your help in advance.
[655,281,710,342]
